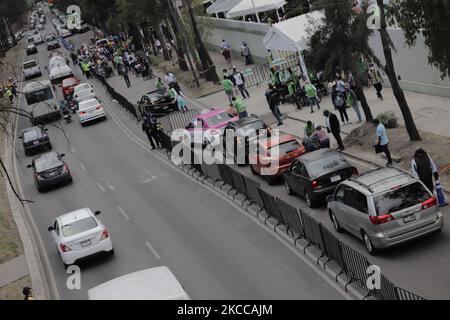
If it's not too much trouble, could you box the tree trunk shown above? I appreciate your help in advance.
[377,0,421,141]
[156,24,170,61]
[183,0,219,83]
[166,18,188,71]
[350,61,373,122]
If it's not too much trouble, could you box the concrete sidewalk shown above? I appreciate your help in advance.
[0,255,28,289]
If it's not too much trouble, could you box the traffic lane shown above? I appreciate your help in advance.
[230,158,450,299]
[59,97,343,300]
[14,114,162,299]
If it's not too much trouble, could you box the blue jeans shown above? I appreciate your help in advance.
[239,110,248,119]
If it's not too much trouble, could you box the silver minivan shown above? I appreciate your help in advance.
[327,167,443,254]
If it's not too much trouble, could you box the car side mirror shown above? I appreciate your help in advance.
[94,210,101,215]
[27,164,32,168]
[326,195,335,203]
[48,226,53,232]
[60,153,65,157]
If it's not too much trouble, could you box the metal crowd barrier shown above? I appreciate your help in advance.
[257,188,284,226]
[277,199,305,239]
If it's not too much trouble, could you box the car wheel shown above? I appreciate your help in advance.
[362,231,377,255]
[36,185,44,193]
[284,178,294,195]
[305,191,316,208]
[329,211,342,233]
[80,122,85,127]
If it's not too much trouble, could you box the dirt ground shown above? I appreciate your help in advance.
[0,276,30,300]
[344,123,450,192]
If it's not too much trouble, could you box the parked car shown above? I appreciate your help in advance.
[327,167,444,254]
[75,23,90,34]
[73,83,96,103]
[27,151,72,192]
[48,208,114,268]
[185,109,239,147]
[284,148,358,208]
[249,133,306,185]
[78,98,107,126]
[20,126,52,156]
[23,60,42,80]
[88,266,189,300]
[61,77,80,98]
[223,115,268,165]
[137,90,178,115]
[46,34,60,50]
[26,42,38,55]
[58,28,72,38]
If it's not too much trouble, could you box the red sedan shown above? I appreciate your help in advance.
[249,133,306,185]
[61,77,80,98]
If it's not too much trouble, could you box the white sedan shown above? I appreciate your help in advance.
[48,208,114,267]
[73,83,96,103]
[78,98,107,126]
[58,28,72,38]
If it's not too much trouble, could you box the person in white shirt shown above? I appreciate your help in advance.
[232,67,250,99]
[164,72,180,92]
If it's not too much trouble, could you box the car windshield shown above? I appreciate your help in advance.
[235,121,266,137]
[205,112,234,127]
[24,61,37,69]
[146,92,166,102]
[79,100,98,110]
[23,128,41,142]
[75,84,90,93]
[374,182,432,215]
[25,87,54,104]
[268,140,299,157]
[35,154,63,173]
[61,217,98,237]
[307,154,349,177]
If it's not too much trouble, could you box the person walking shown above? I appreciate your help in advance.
[323,109,344,150]
[411,148,439,193]
[142,116,160,150]
[373,119,392,166]
[304,121,315,138]
[176,90,188,113]
[336,76,347,100]
[368,64,384,100]
[265,83,283,126]
[232,67,250,99]
[82,61,91,79]
[304,80,321,113]
[331,85,349,124]
[240,41,253,65]
[345,84,362,123]
[313,124,330,148]
[122,68,131,88]
[232,96,248,119]
[223,76,235,104]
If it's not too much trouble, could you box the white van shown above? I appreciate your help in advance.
[48,54,72,83]
[88,266,190,300]
[23,60,42,80]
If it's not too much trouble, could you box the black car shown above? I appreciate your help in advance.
[137,90,178,116]
[20,126,52,156]
[27,152,72,192]
[26,42,38,55]
[284,148,358,208]
[75,24,90,33]
[46,36,60,50]
[223,116,268,165]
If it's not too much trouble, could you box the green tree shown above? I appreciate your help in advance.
[389,0,450,79]
[376,0,421,141]
[308,0,374,122]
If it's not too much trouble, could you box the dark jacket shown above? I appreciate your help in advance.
[327,113,340,133]
[265,89,279,107]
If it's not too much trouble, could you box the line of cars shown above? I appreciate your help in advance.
[179,109,443,254]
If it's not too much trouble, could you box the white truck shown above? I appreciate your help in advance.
[23,80,61,125]
[48,53,72,83]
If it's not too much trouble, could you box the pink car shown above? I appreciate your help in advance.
[185,109,238,146]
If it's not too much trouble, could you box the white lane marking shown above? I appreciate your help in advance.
[70,146,76,154]
[141,176,158,184]
[117,206,130,221]
[80,163,87,171]
[145,241,161,259]
[107,184,114,191]
[96,182,106,192]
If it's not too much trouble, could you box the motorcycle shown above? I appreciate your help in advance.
[60,100,72,123]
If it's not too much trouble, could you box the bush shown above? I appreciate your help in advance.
[376,111,399,128]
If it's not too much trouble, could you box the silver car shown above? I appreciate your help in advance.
[327,167,443,254]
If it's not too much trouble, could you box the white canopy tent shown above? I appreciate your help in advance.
[206,0,243,15]
[226,0,287,21]
[262,10,325,52]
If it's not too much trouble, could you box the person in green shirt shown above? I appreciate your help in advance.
[304,80,320,113]
[155,77,165,94]
[304,121,315,138]
[270,67,280,85]
[223,77,234,104]
[232,96,248,119]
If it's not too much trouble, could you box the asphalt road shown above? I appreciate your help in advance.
[11,9,346,300]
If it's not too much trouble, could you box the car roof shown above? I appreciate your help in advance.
[79,98,99,107]
[87,266,189,300]
[346,167,415,195]
[59,208,93,226]
[23,80,52,93]
[298,148,340,163]
[259,133,296,148]
[33,151,60,163]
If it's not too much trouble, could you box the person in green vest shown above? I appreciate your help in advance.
[5,87,13,104]
[287,80,296,97]
[304,120,315,138]
[168,84,177,102]
[81,61,91,79]
[223,76,234,104]
[232,96,248,119]
[155,77,165,94]
[304,80,320,113]
[269,67,280,85]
